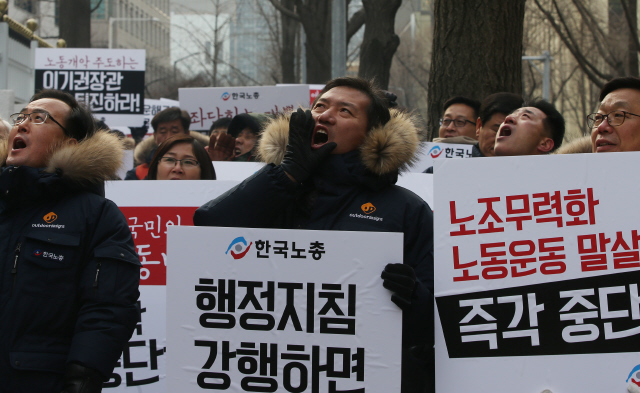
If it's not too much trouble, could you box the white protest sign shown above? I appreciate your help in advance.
[212,162,265,181]
[166,226,403,392]
[405,141,475,172]
[179,85,309,131]
[433,152,640,393]
[103,180,241,392]
[35,48,146,127]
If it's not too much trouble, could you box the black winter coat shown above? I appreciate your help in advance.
[0,133,141,392]
[194,109,434,393]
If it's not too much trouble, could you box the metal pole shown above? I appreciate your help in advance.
[301,26,306,84]
[542,51,551,102]
[331,0,346,79]
[522,51,554,101]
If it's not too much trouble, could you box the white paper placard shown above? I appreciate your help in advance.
[406,142,475,173]
[166,226,403,392]
[103,180,241,392]
[179,85,309,131]
[433,152,640,393]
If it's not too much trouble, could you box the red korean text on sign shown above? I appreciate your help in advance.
[119,206,197,285]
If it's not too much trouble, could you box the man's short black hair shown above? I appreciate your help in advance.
[442,96,481,120]
[30,89,96,141]
[151,107,191,133]
[528,99,565,152]
[209,117,232,133]
[599,76,640,101]
[479,93,524,125]
[312,77,391,131]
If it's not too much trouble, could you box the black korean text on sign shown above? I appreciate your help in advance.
[437,270,640,358]
[195,278,356,335]
[35,70,144,114]
[194,341,365,393]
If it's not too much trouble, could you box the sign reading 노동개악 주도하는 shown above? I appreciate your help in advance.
[166,226,403,392]
[35,48,145,127]
[433,152,640,393]
[179,85,310,131]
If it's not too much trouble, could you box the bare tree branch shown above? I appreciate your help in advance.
[620,0,640,52]
[533,0,609,87]
[394,54,429,92]
[268,0,300,21]
[347,8,365,43]
[90,0,104,14]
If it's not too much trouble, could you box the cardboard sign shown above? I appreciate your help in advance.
[179,85,309,131]
[433,152,640,393]
[103,180,241,392]
[166,226,403,392]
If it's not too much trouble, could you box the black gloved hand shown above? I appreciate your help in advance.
[279,108,336,183]
[60,363,104,393]
[381,263,416,311]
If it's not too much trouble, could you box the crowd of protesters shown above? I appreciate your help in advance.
[1,74,639,393]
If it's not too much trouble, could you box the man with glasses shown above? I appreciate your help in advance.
[590,76,640,153]
[0,90,140,392]
[125,106,196,180]
[437,96,481,140]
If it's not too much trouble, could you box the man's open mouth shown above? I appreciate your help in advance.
[12,139,26,150]
[312,129,328,145]
[234,148,241,156]
[499,126,512,137]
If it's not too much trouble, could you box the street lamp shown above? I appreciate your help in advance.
[108,17,160,49]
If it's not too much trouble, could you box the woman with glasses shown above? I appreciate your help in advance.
[146,135,216,180]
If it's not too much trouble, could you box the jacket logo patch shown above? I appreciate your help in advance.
[44,212,58,223]
[33,249,64,261]
[361,203,376,214]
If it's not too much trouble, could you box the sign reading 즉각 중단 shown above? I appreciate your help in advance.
[434,152,640,393]
[166,226,403,392]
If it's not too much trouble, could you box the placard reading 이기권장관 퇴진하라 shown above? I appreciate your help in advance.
[35,48,146,127]
[433,152,640,393]
[166,226,403,392]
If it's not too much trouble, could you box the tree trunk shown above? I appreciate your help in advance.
[626,0,639,76]
[280,0,298,83]
[59,0,91,48]
[298,0,332,84]
[427,0,525,140]
[357,0,401,89]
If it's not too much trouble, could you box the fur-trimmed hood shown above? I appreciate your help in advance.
[134,131,210,165]
[1,131,124,187]
[258,109,422,176]
[554,135,593,154]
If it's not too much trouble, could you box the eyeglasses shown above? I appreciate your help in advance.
[10,111,68,134]
[159,156,200,168]
[439,118,475,128]
[586,110,640,128]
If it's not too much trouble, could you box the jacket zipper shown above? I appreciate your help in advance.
[11,242,21,296]
[93,261,101,294]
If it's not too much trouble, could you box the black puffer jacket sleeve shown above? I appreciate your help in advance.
[194,164,303,228]
[68,200,141,379]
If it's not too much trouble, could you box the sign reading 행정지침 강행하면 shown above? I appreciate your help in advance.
[433,152,640,393]
[166,226,403,392]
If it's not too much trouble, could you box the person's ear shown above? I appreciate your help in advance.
[476,118,482,138]
[66,137,78,146]
[537,137,554,153]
